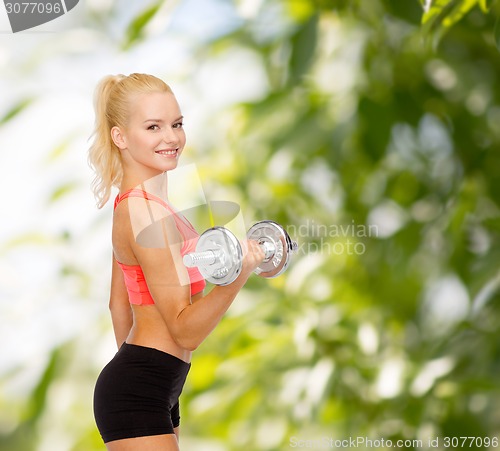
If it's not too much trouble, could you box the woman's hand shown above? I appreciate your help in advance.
[238,239,266,281]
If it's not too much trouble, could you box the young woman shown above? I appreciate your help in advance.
[89,73,264,451]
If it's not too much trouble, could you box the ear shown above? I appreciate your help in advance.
[111,126,127,150]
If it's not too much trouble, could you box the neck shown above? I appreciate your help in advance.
[121,171,169,199]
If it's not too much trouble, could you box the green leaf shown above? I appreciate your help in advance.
[122,2,162,50]
[442,0,479,27]
[422,0,455,25]
[288,13,319,86]
[45,139,71,163]
[0,98,33,125]
[48,182,79,203]
[495,16,500,52]
[420,0,481,48]
[25,348,61,423]
[478,0,490,12]
[2,233,51,251]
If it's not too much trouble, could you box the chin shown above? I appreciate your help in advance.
[165,161,179,170]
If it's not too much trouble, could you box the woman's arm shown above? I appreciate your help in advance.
[131,213,264,351]
[109,254,133,348]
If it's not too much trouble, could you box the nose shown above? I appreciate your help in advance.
[162,126,180,145]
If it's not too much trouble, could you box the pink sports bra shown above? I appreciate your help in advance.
[114,189,206,305]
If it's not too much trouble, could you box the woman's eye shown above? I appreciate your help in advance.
[173,122,183,129]
[148,124,160,131]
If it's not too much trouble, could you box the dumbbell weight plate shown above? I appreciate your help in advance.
[247,220,295,278]
[194,227,243,285]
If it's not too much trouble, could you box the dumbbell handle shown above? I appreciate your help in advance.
[184,240,275,269]
[258,240,277,260]
[183,249,224,268]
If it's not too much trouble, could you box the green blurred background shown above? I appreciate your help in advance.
[1,0,500,450]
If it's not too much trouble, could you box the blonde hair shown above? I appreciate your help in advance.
[88,73,173,208]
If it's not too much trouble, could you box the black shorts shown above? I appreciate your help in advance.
[93,342,191,443]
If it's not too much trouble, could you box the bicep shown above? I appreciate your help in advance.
[131,215,192,319]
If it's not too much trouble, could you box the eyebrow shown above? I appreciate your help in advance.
[143,116,184,123]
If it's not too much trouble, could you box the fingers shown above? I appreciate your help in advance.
[249,239,265,261]
[243,239,265,271]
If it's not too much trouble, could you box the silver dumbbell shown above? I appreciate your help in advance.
[183,220,298,285]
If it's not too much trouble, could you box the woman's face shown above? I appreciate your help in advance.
[115,91,186,179]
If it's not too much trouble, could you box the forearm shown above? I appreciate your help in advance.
[109,302,133,348]
[171,276,249,350]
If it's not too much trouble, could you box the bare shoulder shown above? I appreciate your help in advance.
[113,196,182,251]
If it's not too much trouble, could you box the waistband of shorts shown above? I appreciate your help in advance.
[120,342,191,369]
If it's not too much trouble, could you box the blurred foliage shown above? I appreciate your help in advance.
[181,0,500,448]
[121,1,163,50]
[1,0,500,450]
[0,98,34,126]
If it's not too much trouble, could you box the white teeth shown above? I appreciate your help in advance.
[156,149,177,155]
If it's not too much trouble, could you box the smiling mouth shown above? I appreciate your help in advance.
[155,148,178,156]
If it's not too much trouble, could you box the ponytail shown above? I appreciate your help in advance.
[88,75,126,209]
